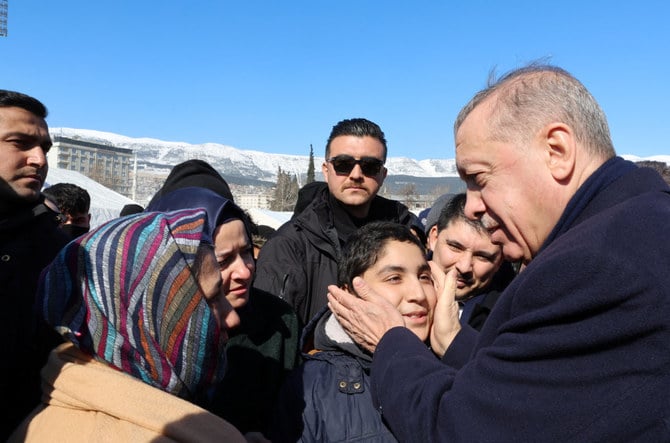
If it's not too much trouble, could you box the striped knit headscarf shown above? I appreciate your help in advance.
[37,209,226,401]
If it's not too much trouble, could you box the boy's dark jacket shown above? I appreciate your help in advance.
[270,307,398,442]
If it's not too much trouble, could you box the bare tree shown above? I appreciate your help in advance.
[270,167,299,211]
[399,183,418,209]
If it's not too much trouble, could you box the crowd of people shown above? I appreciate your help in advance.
[1,62,669,442]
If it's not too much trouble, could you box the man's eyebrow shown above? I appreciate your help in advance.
[475,250,499,260]
[3,131,52,147]
[446,239,465,249]
[376,265,407,274]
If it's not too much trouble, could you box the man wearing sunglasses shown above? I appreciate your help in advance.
[253,118,418,327]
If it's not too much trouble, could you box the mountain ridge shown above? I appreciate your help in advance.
[50,127,670,186]
[50,127,461,182]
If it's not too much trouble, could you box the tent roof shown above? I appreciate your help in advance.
[43,168,139,228]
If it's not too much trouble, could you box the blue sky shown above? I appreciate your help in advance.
[1,1,668,159]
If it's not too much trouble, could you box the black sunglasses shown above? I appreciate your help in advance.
[327,155,385,177]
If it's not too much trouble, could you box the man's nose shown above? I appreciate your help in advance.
[464,190,485,220]
[348,163,364,179]
[26,145,47,168]
[455,253,474,274]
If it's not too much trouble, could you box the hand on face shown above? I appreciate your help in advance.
[327,277,404,353]
[428,262,461,358]
[428,220,503,300]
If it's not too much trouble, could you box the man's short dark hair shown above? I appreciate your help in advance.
[42,183,90,216]
[326,118,388,161]
[435,193,488,235]
[337,221,425,290]
[0,89,48,119]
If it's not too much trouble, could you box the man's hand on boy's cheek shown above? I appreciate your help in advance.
[328,277,404,353]
[429,263,461,357]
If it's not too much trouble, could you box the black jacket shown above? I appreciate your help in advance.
[253,187,417,326]
[209,289,301,435]
[0,197,69,439]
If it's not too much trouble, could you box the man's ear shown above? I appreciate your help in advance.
[543,122,576,182]
[427,225,439,251]
[321,162,329,183]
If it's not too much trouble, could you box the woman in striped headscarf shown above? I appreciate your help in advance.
[9,209,247,442]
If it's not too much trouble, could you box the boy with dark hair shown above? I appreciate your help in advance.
[42,182,91,238]
[270,221,436,442]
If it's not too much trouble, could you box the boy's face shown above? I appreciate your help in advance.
[359,240,436,341]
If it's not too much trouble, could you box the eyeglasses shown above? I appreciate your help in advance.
[327,155,385,177]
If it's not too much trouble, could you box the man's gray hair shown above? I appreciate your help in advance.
[454,64,615,159]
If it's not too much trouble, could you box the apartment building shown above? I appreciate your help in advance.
[47,136,135,198]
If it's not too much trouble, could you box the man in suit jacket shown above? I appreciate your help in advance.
[327,65,670,441]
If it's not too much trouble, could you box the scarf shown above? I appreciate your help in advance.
[145,186,250,242]
[37,209,226,402]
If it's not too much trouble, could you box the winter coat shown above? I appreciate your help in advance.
[270,308,397,442]
[370,158,670,442]
[459,260,516,331]
[0,198,69,439]
[253,187,417,326]
[10,344,246,443]
[210,289,301,435]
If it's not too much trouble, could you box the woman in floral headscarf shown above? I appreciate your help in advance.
[10,209,246,442]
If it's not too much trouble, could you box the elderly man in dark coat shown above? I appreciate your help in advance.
[328,66,670,441]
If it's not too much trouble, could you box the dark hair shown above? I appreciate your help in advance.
[337,221,425,290]
[42,183,90,216]
[325,118,387,161]
[434,193,487,235]
[0,89,48,118]
[147,159,234,208]
[454,64,615,159]
[120,203,145,217]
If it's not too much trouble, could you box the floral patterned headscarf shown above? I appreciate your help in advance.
[37,209,226,401]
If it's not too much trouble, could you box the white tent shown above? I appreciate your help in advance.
[246,208,292,230]
[43,168,140,229]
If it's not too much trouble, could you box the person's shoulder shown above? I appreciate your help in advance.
[300,349,357,377]
[255,220,307,262]
[368,195,415,227]
[250,289,298,317]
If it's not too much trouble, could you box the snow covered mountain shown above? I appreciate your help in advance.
[50,127,460,181]
[49,127,669,186]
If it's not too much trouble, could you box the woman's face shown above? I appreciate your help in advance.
[197,248,240,341]
[213,219,255,309]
